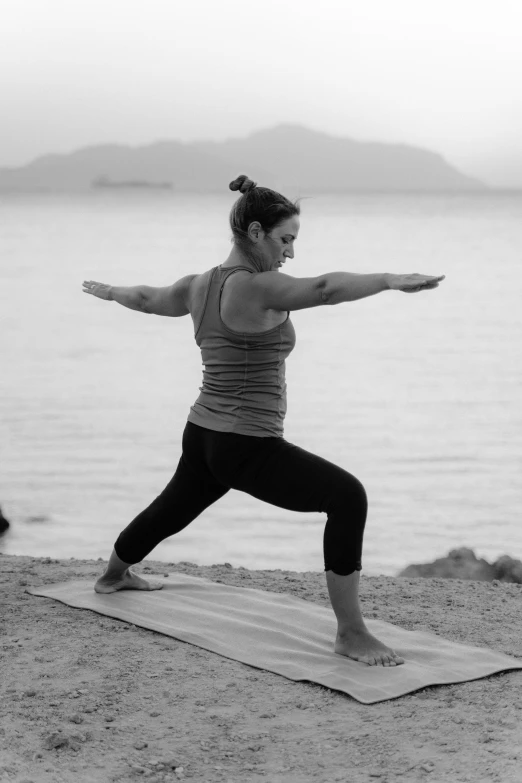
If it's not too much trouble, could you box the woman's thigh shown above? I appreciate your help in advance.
[213,436,363,514]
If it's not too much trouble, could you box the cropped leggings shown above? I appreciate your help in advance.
[114,421,368,576]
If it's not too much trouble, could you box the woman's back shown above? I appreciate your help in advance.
[187,264,296,438]
[188,265,288,335]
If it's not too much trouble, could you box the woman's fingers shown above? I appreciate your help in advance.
[393,273,445,292]
[82,280,108,297]
[404,282,439,293]
[410,274,445,292]
[82,281,113,301]
[418,275,444,286]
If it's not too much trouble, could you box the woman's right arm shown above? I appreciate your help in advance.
[321,271,445,303]
[82,280,147,312]
[252,271,445,312]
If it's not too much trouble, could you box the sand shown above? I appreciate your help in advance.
[1,553,522,783]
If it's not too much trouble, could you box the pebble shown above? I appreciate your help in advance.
[133,741,148,750]
[150,712,161,717]
[161,758,181,768]
[69,714,83,724]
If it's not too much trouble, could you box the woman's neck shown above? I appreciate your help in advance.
[222,245,263,273]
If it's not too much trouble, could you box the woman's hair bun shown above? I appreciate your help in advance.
[229,174,258,194]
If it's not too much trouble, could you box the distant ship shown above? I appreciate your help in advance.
[91,176,172,189]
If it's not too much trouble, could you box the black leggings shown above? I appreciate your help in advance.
[114,421,368,576]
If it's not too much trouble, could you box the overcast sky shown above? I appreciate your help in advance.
[1,0,521,185]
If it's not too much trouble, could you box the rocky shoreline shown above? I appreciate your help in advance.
[398,547,522,583]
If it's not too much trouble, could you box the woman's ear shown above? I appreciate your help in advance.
[247,221,264,242]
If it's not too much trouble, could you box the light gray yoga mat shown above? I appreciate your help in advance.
[28,572,522,704]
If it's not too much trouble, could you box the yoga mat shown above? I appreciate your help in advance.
[28,572,522,704]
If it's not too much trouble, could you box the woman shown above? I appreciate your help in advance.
[83,174,444,666]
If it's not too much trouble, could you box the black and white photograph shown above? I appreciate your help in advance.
[1,1,521,781]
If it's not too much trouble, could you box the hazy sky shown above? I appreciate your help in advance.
[2,0,522,184]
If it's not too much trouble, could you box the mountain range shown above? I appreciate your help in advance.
[0,124,487,192]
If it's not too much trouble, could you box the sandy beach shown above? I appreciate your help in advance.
[1,553,522,783]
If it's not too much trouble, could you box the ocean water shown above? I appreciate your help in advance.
[1,190,521,576]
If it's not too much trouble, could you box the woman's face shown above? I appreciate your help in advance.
[248,216,300,272]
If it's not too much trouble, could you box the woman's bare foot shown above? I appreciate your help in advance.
[94,569,164,594]
[335,627,405,666]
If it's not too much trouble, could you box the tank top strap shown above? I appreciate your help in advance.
[193,267,216,340]
[218,265,254,293]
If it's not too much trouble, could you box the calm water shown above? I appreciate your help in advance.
[1,190,521,575]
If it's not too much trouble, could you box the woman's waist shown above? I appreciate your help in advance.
[196,382,287,403]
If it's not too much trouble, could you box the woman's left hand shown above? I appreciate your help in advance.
[82,280,113,300]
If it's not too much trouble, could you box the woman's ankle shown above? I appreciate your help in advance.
[337,621,369,638]
[102,548,135,579]
[101,566,129,581]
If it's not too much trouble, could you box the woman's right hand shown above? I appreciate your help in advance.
[387,273,445,293]
[82,280,113,300]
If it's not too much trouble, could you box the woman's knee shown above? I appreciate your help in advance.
[328,473,368,515]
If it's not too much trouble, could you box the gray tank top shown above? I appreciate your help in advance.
[187,264,296,437]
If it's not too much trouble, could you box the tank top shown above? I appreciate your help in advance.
[187,265,296,437]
